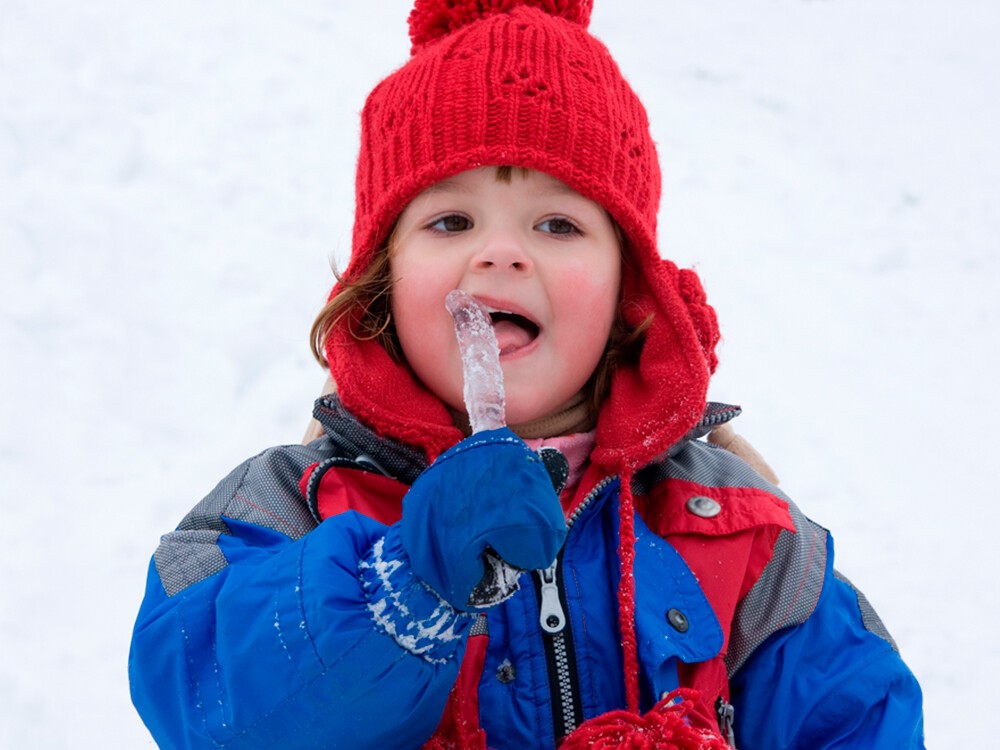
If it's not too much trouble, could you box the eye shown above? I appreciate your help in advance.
[536,217,581,236]
[427,214,472,233]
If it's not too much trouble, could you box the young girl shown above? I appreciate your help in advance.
[129,2,925,749]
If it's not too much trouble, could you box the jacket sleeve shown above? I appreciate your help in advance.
[728,528,925,750]
[128,446,472,750]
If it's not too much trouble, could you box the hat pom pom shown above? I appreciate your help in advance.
[559,690,730,750]
[409,0,593,53]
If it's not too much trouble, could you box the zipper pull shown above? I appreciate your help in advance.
[538,561,566,634]
[715,697,737,748]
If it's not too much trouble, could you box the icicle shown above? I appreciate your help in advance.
[445,289,506,433]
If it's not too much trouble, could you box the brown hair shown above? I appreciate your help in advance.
[309,238,402,366]
[309,167,649,422]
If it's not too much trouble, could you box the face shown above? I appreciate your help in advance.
[389,167,622,426]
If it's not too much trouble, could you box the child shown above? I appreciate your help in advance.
[129,2,925,749]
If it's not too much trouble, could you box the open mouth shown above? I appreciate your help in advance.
[488,310,540,355]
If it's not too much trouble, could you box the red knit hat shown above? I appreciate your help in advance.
[328,0,720,469]
[345,0,658,292]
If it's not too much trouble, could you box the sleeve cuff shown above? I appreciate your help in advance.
[359,526,474,665]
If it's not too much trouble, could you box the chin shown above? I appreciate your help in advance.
[504,397,558,428]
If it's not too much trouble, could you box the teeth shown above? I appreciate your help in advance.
[473,300,537,331]
[481,304,512,316]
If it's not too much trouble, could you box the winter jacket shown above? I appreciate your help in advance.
[129,395,925,750]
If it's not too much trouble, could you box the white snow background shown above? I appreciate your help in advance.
[2,0,997,746]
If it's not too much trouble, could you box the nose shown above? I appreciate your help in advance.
[471,227,534,273]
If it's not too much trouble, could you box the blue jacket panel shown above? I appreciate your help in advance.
[130,512,470,750]
[730,533,924,750]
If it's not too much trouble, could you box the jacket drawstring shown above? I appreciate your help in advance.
[616,468,641,714]
[559,467,731,750]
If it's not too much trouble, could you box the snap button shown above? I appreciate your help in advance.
[496,659,516,684]
[667,608,689,633]
[686,495,721,518]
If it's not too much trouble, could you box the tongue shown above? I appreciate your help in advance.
[493,319,535,355]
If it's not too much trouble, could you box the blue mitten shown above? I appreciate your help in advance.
[400,427,567,611]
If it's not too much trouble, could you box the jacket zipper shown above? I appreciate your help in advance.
[716,697,737,748]
[535,557,579,740]
[534,476,617,741]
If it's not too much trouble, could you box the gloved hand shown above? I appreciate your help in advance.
[400,427,567,611]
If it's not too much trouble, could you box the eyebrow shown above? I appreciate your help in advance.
[424,176,583,197]
[541,180,581,196]
[423,178,465,194]
[424,180,462,193]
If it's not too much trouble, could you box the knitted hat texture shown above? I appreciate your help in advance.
[327,0,720,469]
[345,0,657,290]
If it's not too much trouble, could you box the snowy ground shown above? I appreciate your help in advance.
[2,1,997,747]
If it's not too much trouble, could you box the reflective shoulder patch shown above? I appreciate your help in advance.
[155,443,329,597]
[725,501,828,675]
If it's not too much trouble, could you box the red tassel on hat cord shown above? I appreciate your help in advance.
[558,689,730,750]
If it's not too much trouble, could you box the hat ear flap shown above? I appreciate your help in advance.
[619,260,719,378]
[677,267,721,375]
[594,259,715,470]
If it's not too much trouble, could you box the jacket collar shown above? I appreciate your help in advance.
[313,393,741,484]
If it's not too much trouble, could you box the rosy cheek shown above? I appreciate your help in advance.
[391,281,467,409]
[560,267,618,317]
